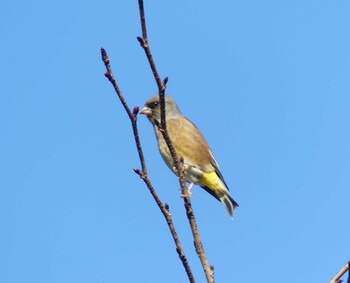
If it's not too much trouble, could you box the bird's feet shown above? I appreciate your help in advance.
[180,183,193,198]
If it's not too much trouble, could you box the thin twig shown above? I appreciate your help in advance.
[101,48,195,283]
[329,261,350,283]
[136,1,215,282]
[101,48,147,174]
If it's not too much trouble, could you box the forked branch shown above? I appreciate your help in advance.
[329,261,350,283]
[136,0,215,282]
[101,48,195,282]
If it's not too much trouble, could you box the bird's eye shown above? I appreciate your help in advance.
[147,101,159,109]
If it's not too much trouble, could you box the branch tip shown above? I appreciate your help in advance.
[101,48,109,64]
[133,168,142,176]
[133,105,139,115]
[137,36,145,46]
[163,76,169,85]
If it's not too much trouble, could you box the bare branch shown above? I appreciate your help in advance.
[329,261,350,283]
[136,1,215,282]
[101,48,147,175]
[101,48,195,283]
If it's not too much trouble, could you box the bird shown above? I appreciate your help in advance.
[140,94,239,218]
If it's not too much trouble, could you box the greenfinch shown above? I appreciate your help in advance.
[140,94,239,218]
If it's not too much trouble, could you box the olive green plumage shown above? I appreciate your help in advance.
[140,94,239,218]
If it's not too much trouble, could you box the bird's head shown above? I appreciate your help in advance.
[140,94,181,124]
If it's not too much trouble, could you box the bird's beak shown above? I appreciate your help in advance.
[140,106,152,116]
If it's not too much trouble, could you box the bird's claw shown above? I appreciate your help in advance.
[180,190,192,198]
[180,183,193,198]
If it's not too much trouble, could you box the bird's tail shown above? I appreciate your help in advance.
[200,185,239,219]
[220,192,239,219]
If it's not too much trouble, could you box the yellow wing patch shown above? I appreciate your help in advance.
[198,171,226,197]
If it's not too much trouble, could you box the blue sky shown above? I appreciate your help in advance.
[1,0,349,282]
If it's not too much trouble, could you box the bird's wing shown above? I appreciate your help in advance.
[167,116,231,192]
[208,150,230,190]
[167,116,217,173]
